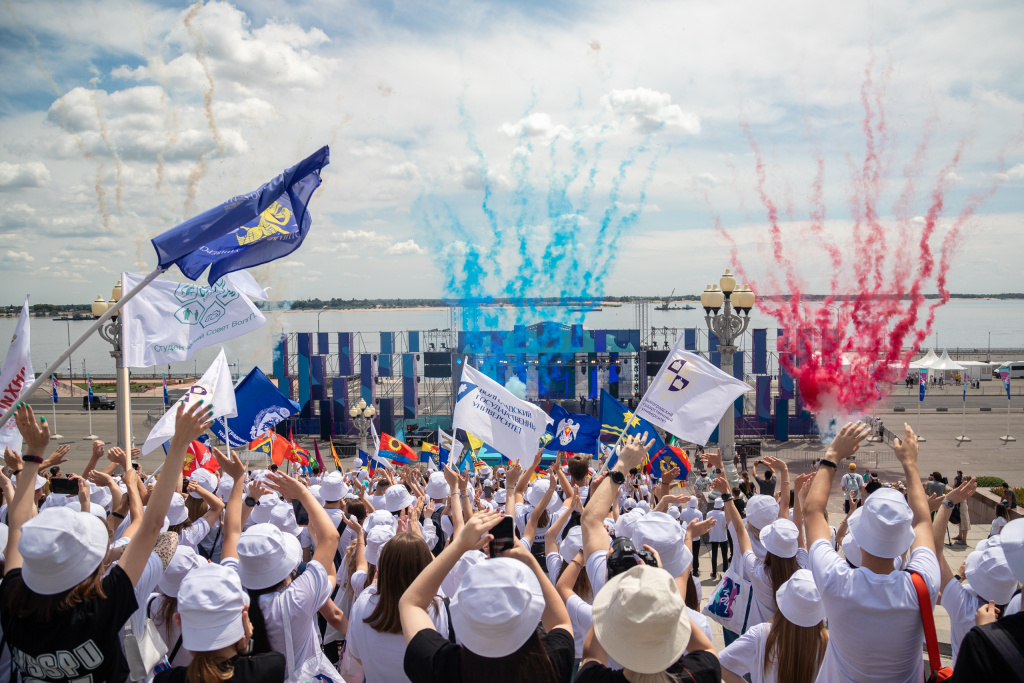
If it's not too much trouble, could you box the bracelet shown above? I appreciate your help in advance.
[720,494,733,502]
[11,469,22,476]
[818,460,838,470]
[111,512,125,519]
[22,455,43,464]
[460,493,470,499]
[954,574,962,582]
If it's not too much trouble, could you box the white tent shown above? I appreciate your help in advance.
[929,351,965,371]
[908,348,940,369]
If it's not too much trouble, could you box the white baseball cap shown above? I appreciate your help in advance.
[159,545,206,598]
[270,504,302,536]
[965,545,1019,605]
[526,480,560,512]
[425,472,451,500]
[593,565,691,674]
[189,469,218,499]
[1001,518,1024,584]
[848,488,915,559]
[384,484,416,513]
[559,526,583,565]
[320,472,349,502]
[441,549,486,598]
[449,558,545,658]
[167,493,188,526]
[178,563,250,652]
[745,495,779,530]
[761,519,800,559]
[365,526,396,565]
[363,509,399,535]
[236,523,302,589]
[19,507,108,595]
[776,569,825,627]
[632,512,693,578]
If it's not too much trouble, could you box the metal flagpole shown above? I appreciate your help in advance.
[85,375,97,440]
[50,376,63,439]
[1001,373,1016,443]
[0,266,167,432]
[957,382,970,443]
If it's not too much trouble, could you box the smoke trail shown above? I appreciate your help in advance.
[87,86,126,213]
[183,0,224,216]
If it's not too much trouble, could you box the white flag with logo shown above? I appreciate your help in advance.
[121,271,266,368]
[142,348,238,454]
[635,339,751,445]
[452,364,551,465]
[0,297,34,451]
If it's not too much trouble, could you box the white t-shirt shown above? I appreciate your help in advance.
[347,585,449,683]
[368,494,386,510]
[719,622,778,683]
[809,539,939,683]
[941,579,986,663]
[742,548,809,628]
[351,569,368,597]
[565,594,591,659]
[257,560,333,667]
[586,549,608,596]
[546,552,563,585]
[514,501,563,542]
[708,510,728,542]
[148,593,191,667]
[990,517,1007,536]
[1006,592,1021,616]
[679,508,703,528]
[178,518,211,550]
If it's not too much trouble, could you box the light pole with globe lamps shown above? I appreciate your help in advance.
[92,279,134,453]
[700,269,756,461]
[349,398,377,455]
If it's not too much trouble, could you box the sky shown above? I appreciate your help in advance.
[1,0,1023,307]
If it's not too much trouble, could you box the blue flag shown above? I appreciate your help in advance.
[209,367,301,447]
[919,369,927,402]
[51,375,58,404]
[545,404,600,455]
[152,147,330,284]
[599,389,667,461]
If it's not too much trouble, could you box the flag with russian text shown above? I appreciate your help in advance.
[0,297,32,451]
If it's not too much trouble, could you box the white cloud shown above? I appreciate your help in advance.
[386,162,420,180]
[334,230,391,244]
[601,88,700,135]
[0,162,50,189]
[385,240,427,255]
[5,250,35,262]
[1006,163,1024,180]
[499,112,569,139]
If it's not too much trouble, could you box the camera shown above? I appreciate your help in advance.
[606,536,658,580]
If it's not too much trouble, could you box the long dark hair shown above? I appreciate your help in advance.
[365,532,433,634]
[246,566,301,654]
[5,564,107,622]
[460,628,558,683]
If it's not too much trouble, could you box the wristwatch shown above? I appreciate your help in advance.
[818,460,838,470]
[608,470,626,485]
[943,499,956,510]
[22,455,43,464]
[244,496,256,508]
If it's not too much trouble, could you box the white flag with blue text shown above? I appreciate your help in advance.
[452,364,551,465]
[0,298,33,452]
[635,339,751,445]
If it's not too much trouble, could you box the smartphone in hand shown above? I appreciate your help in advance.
[50,478,79,495]
[488,516,515,557]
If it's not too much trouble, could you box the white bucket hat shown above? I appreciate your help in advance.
[308,484,325,507]
[217,474,235,502]
[493,489,507,505]
[441,549,486,598]
[384,484,416,513]
[18,507,108,595]
[526,480,560,512]
[365,525,396,565]
[270,504,302,536]
[965,545,1019,605]
[65,500,107,519]
[1001,518,1024,583]
[188,469,218,499]
[13,474,46,491]
[776,569,825,627]
[353,457,364,468]
[631,512,693,578]
[667,507,680,520]
[686,498,698,509]
[622,498,637,512]
[761,519,800,559]
[320,472,349,502]
[745,495,779,530]
[593,565,691,674]
[425,472,451,500]
[363,509,399,535]
[237,523,302,590]
[713,498,725,509]
[166,493,189,526]
[88,483,112,510]
[178,563,250,652]
[614,509,644,539]
[637,501,652,513]
[159,545,205,598]
[249,494,279,525]
[449,558,545,658]
[559,526,583,565]
[848,488,914,559]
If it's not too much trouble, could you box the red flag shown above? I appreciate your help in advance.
[313,439,326,472]
[182,440,219,477]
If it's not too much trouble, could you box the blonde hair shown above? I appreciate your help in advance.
[624,672,679,683]
[185,650,234,682]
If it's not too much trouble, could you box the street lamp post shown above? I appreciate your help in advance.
[700,269,756,461]
[317,306,328,334]
[93,279,133,454]
[349,398,377,455]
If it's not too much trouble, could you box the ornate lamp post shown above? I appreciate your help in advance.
[349,398,377,454]
[700,269,756,460]
[92,279,133,453]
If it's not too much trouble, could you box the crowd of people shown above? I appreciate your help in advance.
[1,402,1023,683]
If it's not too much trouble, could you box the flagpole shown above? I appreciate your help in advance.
[0,266,167,432]
[50,378,63,439]
[85,376,97,441]
[596,389,655,476]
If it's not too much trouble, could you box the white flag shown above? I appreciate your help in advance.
[0,297,33,451]
[142,348,238,454]
[121,271,266,368]
[452,364,551,465]
[635,340,751,445]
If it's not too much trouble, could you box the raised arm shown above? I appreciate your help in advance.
[443,465,465,537]
[186,479,225,526]
[932,477,976,590]
[515,449,542,504]
[582,433,651,558]
[762,456,790,520]
[505,461,522,519]
[792,472,814,550]
[522,470,558,547]
[555,548,585,603]
[804,422,871,547]
[121,401,210,585]
[211,447,247,561]
[81,439,105,479]
[893,423,934,554]
[266,471,340,587]
[4,404,50,572]
[546,486,578,557]
[712,476,752,555]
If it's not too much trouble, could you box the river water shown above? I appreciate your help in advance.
[3,298,1021,379]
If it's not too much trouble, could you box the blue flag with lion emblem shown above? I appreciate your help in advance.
[151,146,329,284]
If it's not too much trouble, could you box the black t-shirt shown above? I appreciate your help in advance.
[0,565,138,683]
[154,652,287,683]
[404,626,575,683]
[575,651,721,683]
[950,614,1024,682]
